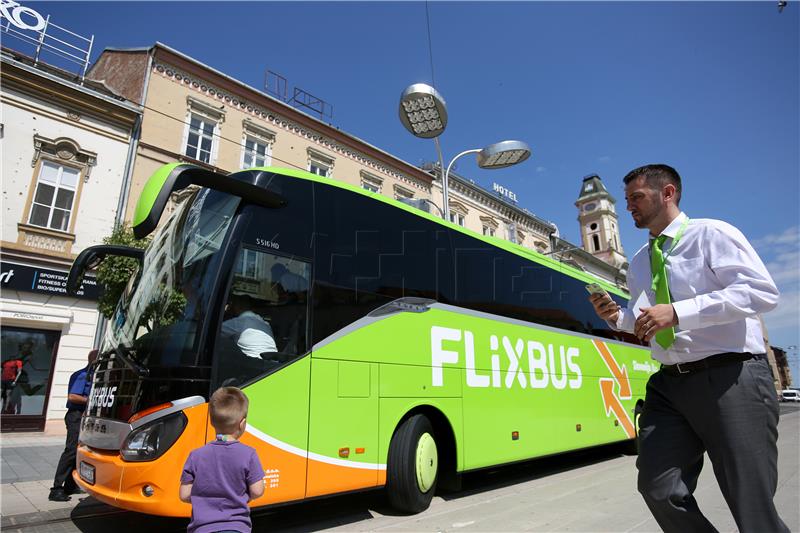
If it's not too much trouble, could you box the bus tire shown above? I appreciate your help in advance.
[386,414,438,514]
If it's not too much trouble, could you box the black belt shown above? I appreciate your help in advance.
[660,352,762,375]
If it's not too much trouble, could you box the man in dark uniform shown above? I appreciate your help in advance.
[49,349,97,502]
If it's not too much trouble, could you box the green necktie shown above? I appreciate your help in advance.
[650,235,676,349]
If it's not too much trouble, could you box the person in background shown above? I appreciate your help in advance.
[49,349,97,502]
[180,387,265,533]
[270,263,308,303]
[589,164,787,532]
[220,293,276,358]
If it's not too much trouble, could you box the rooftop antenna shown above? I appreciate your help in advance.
[264,69,333,122]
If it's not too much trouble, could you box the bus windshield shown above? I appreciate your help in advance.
[101,188,240,368]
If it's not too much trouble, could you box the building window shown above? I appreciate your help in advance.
[309,161,330,177]
[28,160,80,232]
[235,248,260,279]
[480,216,499,238]
[393,184,414,201]
[307,148,334,178]
[450,213,465,226]
[449,202,468,227]
[241,121,275,169]
[242,135,271,168]
[183,96,225,165]
[185,113,216,163]
[592,234,600,251]
[360,171,383,193]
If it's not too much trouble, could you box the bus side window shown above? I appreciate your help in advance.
[213,246,311,388]
[312,183,452,344]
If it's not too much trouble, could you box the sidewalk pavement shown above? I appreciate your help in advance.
[0,432,111,529]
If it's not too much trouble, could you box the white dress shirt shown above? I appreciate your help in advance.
[220,310,277,358]
[614,212,779,364]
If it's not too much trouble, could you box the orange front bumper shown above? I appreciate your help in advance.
[72,403,208,517]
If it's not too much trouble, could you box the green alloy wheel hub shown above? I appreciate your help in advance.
[415,432,438,493]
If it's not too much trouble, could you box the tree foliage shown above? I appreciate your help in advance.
[96,225,149,319]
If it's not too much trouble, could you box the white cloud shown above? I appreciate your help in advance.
[763,289,799,332]
[598,156,611,163]
[535,166,547,173]
[753,225,799,249]
[755,225,800,345]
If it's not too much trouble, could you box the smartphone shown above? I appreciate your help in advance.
[585,283,609,297]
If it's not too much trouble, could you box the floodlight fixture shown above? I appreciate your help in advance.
[477,140,531,169]
[399,83,448,139]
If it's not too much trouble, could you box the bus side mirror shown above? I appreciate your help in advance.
[133,163,286,239]
[67,245,145,296]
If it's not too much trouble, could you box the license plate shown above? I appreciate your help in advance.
[79,461,95,485]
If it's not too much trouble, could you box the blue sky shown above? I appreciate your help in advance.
[12,1,800,378]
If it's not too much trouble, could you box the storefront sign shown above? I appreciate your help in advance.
[0,0,46,31]
[0,261,100,300]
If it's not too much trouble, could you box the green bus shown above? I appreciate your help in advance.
[69,163,653,517]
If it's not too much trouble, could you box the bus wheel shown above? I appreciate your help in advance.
[386,414,438,514]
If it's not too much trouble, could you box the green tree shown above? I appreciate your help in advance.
[96,225,149,319]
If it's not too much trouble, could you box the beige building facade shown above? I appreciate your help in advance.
[88,44,435,226]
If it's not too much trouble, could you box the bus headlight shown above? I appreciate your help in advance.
[121,411,187,462]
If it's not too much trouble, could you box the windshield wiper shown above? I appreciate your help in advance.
[113,345,149,377]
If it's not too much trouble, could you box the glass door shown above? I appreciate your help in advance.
[1,326,60,432]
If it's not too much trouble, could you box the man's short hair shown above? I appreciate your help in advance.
[623,164,682,206]
[209,387,249,434]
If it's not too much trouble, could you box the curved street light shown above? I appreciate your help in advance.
[399,84,531,221]
[443,140,531,222]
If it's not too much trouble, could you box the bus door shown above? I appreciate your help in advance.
[210,173,314,505]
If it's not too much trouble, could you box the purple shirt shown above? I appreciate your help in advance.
[181,440,264,533]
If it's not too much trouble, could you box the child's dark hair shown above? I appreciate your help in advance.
[209,387,249,434]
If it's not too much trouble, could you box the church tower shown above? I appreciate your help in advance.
[575,174,627,269]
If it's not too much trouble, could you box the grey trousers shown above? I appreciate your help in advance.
[636,355,789,533]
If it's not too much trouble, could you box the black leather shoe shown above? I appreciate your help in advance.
[48,488,71,502]
[65,486,85,495]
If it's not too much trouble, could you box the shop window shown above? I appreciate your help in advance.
[1,326,60,430]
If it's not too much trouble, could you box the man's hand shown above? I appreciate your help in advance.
[589,293,620,324]
[634,304,678,342]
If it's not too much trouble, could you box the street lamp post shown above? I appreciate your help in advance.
[443,140,531,222]
[398,83,532,221]
[399,83,450,219]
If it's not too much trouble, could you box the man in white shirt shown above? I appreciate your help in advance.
[590,164,787,532]
[220,294,276,358]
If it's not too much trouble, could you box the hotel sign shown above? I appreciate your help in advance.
[492,182,518,203]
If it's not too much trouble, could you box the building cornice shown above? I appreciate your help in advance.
[1,52,141,121]
[150,44,433,189]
